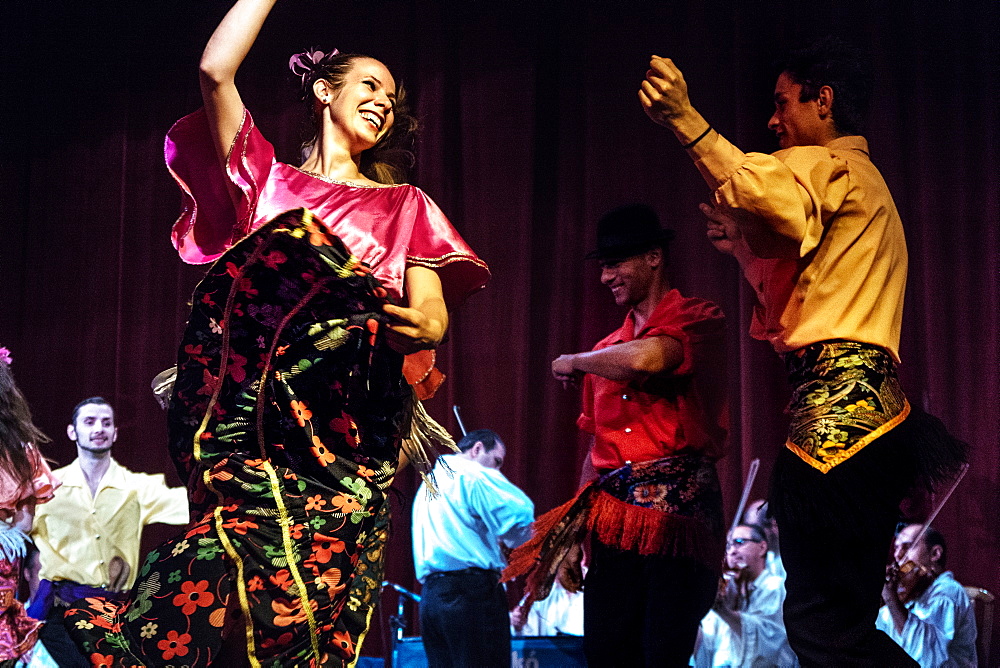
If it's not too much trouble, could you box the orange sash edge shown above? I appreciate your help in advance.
[786,399,911,473]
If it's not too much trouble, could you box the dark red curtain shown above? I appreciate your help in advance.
[2,0,997,662]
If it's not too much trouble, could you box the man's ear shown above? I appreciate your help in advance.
[67,424,76,442]
[645,247,663,269]
[817,85,835,119]
[930,544,944,565]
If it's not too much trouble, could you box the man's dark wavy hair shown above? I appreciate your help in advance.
[776,36,873,136]
[71,396,112,426]
[923,526,948,570]
[457,429,501,453]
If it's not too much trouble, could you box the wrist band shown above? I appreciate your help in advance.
[682,126,713,150]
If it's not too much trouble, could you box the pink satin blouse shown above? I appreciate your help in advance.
[165,108,489,308]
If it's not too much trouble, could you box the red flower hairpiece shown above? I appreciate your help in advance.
[0,346,12,365]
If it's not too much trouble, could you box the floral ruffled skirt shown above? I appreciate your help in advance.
[0,549,42,662]
[66,209,410,667]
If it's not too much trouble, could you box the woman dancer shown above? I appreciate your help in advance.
[65,1,488,665]
[0,351,59,668]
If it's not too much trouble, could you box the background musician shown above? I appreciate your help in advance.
[743,498,784,579]
[878,524,977,667]
[692,524,797,667]
[412,429,534,667]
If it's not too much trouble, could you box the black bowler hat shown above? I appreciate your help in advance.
[584,203,676,261]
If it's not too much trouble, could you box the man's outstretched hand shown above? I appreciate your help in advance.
[702,202,742,256]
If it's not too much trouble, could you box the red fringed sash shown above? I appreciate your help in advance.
[504,454,723,616]
[589,489,719,563]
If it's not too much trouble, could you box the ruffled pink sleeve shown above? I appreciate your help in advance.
[27,447,59,504]
[0,446,60,512]
[404,189,491,308]
[165,108,275,264]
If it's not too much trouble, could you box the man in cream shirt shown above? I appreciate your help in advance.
[29,397,189,667]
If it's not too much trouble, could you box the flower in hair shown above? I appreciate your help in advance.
[289,47,342,88]
[0,346,11,365]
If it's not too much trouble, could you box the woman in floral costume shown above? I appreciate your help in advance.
[0,351,60,667]
[65,1,488,666]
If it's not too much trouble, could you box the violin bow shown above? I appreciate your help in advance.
[452,405,468,437]
[903,462,969,562]
[729,458,761,535]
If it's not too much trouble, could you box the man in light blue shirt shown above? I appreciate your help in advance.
[878,524,977,667]
[413,429,534,667]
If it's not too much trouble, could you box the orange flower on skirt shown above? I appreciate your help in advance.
[158,630,192,661]
[172,580,215,616]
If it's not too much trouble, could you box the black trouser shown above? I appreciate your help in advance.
[39,606,90,668]
[772,442,918,667]
[583,540,716,667]
[420,568,510,668]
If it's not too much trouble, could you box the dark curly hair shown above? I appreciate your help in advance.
[457,429,502,453]
[296,53,418,185]
[776,36,873,136]
[0,361,49,493]
[923,526,947,569]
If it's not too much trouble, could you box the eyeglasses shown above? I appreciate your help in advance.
[726,538,762,548]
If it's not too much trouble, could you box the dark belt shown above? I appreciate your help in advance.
[425,566,501,582]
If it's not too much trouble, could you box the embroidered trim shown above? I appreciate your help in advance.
[351,606,379,668]
[209,485,261,668]
[241,212,325,662]
[168,163,197,243]
[234,112,259,242]
[262,460,321,661]
[406,252,490,270]
[191,232,269,462]
[787,399,911,473]
[290,165,408,189]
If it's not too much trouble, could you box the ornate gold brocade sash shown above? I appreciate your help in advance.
[784,340,910,473]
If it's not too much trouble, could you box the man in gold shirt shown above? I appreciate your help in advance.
[28,397,189,667]
[638,38,965,665]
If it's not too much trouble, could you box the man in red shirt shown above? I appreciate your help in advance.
[528,204,728,665]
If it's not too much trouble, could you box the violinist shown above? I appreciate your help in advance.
[691,524,798,668]
[877,524,978,667]
[743,499,785,579]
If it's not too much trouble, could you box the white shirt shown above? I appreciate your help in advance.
[876,571,977,668]
[514,578,584,636]
[766,550,786,580]
[692,570,799,668]
[412,454,533,582]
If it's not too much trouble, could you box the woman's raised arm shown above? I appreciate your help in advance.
[199,0,278,169]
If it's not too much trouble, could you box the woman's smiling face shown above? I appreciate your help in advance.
[324,57,397,155]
